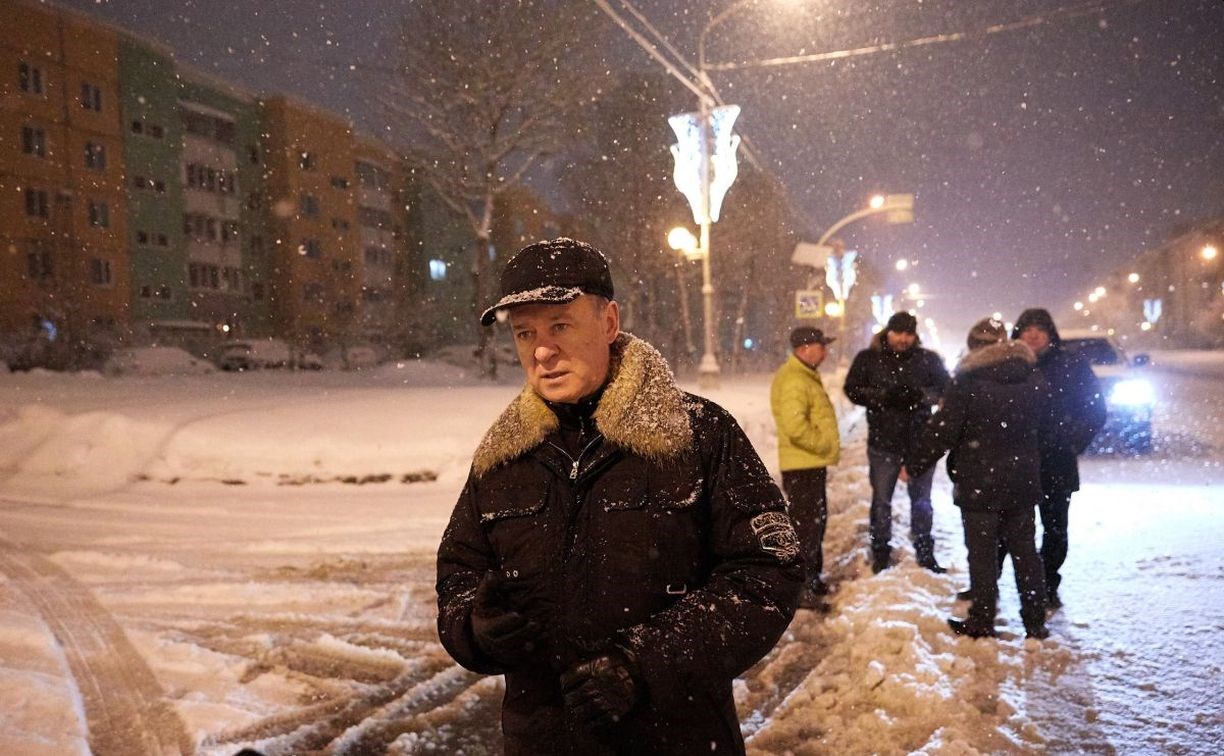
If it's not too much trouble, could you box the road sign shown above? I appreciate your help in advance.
[795,290,824,319]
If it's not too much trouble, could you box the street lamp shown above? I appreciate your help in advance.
[1202,244,1219,261]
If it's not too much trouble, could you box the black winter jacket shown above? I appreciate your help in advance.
[1032,343,1106,492]
[907,341,1056,510]
[844,332,951,457]
[436,334,803,755]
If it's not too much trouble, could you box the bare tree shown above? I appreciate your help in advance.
[561,73,695,366]
[380,1,604,374]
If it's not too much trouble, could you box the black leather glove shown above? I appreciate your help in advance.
[887,385,925,410]
[470,573,540,667]
[560,647,642,730]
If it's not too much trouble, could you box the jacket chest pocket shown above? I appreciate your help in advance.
[591,466,706,579]
[478,490,550,576]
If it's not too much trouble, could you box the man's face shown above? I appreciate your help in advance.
[508,295,620,404]
[1019,325,1052,355]
[886,330,916,352]
[796,342,827,367]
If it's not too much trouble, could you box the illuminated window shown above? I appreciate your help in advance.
[429,259,447,281]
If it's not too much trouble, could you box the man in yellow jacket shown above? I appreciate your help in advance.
[771,327,842,609]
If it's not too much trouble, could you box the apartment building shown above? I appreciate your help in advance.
[1,0,419,365]
[1,0,129,365]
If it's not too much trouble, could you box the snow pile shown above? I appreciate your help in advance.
[0,362,518,494]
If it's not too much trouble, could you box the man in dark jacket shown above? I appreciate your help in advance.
[844,311,951,573]
[436,238,803,755]
[1008,307,1106,609]
[907,319,1054,639]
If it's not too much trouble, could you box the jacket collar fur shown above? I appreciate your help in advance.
[956,340,1036,377]
[472,333,693,477]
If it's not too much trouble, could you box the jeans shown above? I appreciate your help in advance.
[781,467,827,588]
[867,446,935,556]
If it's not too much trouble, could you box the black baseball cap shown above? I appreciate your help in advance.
[480,238,615,326]
[790,327,836,348]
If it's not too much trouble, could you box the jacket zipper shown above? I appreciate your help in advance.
[547,435,603,481]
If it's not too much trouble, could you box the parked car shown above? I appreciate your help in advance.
[1059,329,1154,454]
[103,346,216,377]
[217,339,322,371]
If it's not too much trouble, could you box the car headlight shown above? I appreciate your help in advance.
[1109,378,1154,407]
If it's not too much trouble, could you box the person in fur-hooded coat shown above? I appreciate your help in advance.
[906,318,1057,639]
[436,239,802,755]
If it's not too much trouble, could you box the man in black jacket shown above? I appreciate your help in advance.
[844,312,951,574]
[436,238,803,755]
[1009,308,1106,609]
[907,319,1054,639]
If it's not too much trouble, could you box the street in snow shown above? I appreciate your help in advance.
[1,354,1220,754]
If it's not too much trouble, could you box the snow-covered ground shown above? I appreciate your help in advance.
[0,353,1221,754]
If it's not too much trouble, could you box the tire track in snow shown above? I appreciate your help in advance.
[0,536,193,756]
[202,657,481,754]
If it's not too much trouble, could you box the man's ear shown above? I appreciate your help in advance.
[603,300,620,343]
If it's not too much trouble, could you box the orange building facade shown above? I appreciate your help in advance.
[1,0,130,365]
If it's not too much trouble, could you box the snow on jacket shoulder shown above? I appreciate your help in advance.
[436,333,803,755]
[770,353,840,471]
[908,340,1054,510]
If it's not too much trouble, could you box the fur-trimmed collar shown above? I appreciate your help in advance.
[471,333,693,477]
[956,340,1036,376]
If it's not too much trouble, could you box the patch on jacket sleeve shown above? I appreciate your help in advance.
[750,511,801,563]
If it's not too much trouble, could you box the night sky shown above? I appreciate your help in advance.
[48,0,1224,337]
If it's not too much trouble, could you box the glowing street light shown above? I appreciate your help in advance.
[869,194,886,209]
[895,259,910,272]
[1128,272,1140,283]
[907,282,921,297]
[1073,301,1084,311]
[1093,286,1107,297]
[1203,245,1219,261]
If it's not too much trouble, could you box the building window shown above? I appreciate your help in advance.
[80,83,102,112]
[330,175,349,189]
[88,201,110,228]
[300,239,322,259]
[302,282,324,302]
[221,221,240,245]
[89,258,112,286]
[157,232,169,247]
[137,230,149,245]
[139,285,152,299]
[356,161,390,192]
[26,249,53,280]
[157,285,173,300]
[429,259,447,281]
[299,193,320,218]
[24,189,49,218]
[331,217,350,231]
[247,144,260,165]
[251,282,265,301]
[21,125,46,157]
[85,142,107,170]
[298,150,315,170]
[365,246,393,267]
[180,106,234,144]
[18,62,44,94]
[149,124,164,139]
